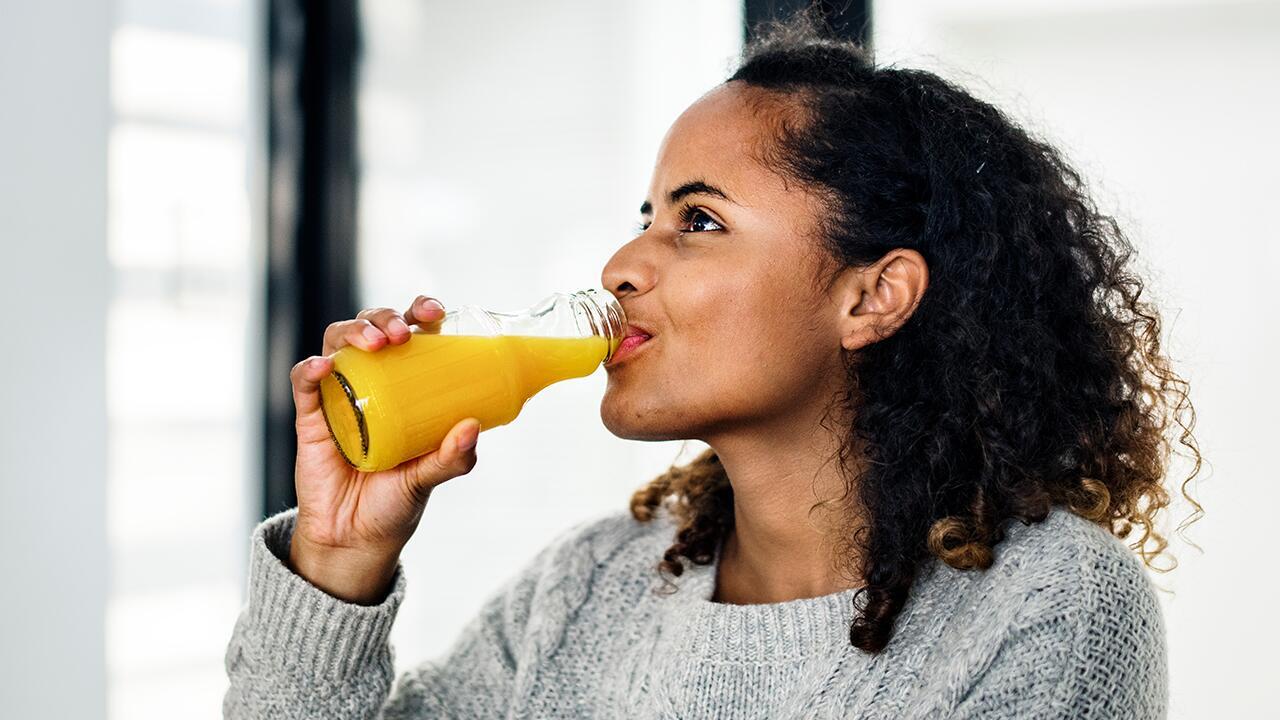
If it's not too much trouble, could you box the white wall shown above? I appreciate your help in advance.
[0,1,111,717]
[874,1,1280,717]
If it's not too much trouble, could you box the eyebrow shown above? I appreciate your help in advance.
[639,180,733,216]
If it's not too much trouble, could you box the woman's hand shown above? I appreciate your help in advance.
[287,294,481,604]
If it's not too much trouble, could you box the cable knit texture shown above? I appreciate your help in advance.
[223,504,1168,719]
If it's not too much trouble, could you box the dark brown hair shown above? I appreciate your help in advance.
[628,11,1204,654]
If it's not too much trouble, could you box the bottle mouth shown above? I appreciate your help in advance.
[318,369,369,468]
[573,288,627,362]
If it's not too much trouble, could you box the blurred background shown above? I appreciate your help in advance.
[1,0,1275,717]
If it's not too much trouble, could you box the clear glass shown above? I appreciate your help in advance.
[317,287,626,472]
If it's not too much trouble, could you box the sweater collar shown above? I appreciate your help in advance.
[653,534,865,661]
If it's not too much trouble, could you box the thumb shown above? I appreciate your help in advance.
[290,355,336,447]
[401,417,482,498]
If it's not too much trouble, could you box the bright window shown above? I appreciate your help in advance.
[104,2,259,717]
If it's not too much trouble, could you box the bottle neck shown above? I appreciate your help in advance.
[570,289,627,363]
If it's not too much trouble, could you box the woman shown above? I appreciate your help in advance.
[225,15,1201,719]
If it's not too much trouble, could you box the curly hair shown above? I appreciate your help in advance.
[628,11,1205,655]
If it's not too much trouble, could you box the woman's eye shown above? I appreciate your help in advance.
[679,207,723,233]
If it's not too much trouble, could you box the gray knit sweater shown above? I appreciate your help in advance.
[223,504,1168,719]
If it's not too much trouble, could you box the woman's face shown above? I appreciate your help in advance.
[599,81,851,443]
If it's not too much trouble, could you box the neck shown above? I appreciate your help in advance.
[703,395,865,605]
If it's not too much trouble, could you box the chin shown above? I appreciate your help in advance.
[599,390,686,442]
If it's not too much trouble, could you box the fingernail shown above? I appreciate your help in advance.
[362,325,383,342]
[388,317,409,335]
[420,297,444,313]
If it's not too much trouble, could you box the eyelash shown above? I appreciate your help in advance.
[634,202,724,235]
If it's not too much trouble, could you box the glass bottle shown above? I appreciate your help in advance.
[317,287,626,472]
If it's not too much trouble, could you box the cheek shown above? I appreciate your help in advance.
[672,269,772,371]
[672,277,829,408]
[698,310,807,390]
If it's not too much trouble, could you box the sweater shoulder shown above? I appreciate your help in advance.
[498,506,672,650]
[962,505,1167,626]
[904,507,1170,718]
[996,504,1158,578]
[523,505,672,585]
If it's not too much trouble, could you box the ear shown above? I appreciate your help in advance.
[835,249,929,352]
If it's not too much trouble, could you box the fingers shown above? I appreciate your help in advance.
[357,306,414,342]
[400,417,481,500]
[321,297,447,355]
[404,295,446,333]
[321,312,403,355]
[290,355,335,446]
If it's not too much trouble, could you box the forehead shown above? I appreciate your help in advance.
[649,82,789,200]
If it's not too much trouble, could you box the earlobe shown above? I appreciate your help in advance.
[841,329,866,352]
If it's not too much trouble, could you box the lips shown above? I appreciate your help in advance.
[607,325,652,367]
[624,321,653,339]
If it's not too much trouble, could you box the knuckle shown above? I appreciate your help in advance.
[356,307,390,321]
[428,453,450,478]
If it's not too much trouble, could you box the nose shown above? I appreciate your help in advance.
[601,237,655,300]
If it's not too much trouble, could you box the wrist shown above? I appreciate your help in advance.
[287,532,402,605]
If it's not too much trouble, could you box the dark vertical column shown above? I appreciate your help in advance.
[263,0,361,517]
[744,0,872,46]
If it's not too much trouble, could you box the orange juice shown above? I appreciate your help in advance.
[318,331,615,472]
